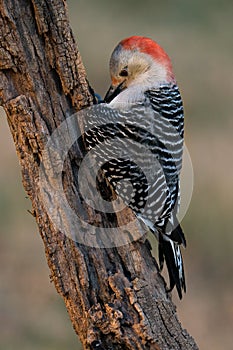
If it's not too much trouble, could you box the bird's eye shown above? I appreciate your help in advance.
[119,69,128,77]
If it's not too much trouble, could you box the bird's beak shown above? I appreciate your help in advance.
[104,81,126,103]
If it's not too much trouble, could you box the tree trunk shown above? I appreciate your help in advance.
[0,1,198,349]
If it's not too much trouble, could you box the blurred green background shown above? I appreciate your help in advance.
[1,0,233,349]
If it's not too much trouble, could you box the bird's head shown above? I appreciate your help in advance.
[104,36,175,103]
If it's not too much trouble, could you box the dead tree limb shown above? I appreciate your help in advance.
[0,1,198,349]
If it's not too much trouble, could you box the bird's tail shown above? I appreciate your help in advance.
[158,226,186,299]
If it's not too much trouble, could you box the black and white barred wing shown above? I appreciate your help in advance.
[80,102,182,232]
[145,85,184,213]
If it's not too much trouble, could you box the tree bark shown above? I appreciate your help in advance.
[0,1,198,349]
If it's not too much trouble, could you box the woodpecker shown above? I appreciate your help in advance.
[84,36,186,298]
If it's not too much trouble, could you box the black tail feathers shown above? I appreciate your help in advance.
[159,226,186,299]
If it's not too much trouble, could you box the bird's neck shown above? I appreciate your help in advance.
[108,80,168,109]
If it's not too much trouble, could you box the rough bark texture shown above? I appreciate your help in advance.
[0,1,198,349]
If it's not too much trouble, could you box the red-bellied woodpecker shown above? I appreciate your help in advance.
[84,36,186,298]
